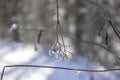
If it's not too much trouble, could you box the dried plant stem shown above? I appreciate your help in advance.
[1,65,120,80]
[78,39,120,61]
[56,0,66,49]
[98,19,107,36]
[108,20,120,40]
[49,0,71,60]
[85,0,120,60]
[86,0,108,18]
[87,0,120,40]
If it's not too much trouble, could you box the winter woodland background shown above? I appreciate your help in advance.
[0,0,120,80]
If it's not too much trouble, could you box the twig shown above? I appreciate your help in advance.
[98,19,107,36]
[69,35,120,61]
[1,65,120,80]
[84,0,120,61]
[49,0,72,60]
[108,20,120,40]
[78,39,120,60]
[85,0,108,18]
[84,40,120,62]
[35,29,44,51]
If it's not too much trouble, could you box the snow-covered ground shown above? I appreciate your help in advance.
[0,41,120,80]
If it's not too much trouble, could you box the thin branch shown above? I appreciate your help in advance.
[98,19,107,36]
[86,0,120,41]
[1,65,120,80]
[0,66,5,80]
[108,20,120,40]
[89,16,103,28]
[79,39,120,61]
[69,34,120,61]
[85,0,108,18]
[83,0,120,61]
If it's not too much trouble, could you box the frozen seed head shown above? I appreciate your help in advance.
[49,49,68,60]
[49,42,73,60]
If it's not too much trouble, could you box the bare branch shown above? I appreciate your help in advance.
[1,65,120,80]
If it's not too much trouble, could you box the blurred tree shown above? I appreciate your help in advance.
[0,0,20,41]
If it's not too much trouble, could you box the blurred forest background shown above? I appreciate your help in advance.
[0,0,120,67]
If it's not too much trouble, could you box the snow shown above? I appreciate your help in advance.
[0,41,120,80]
